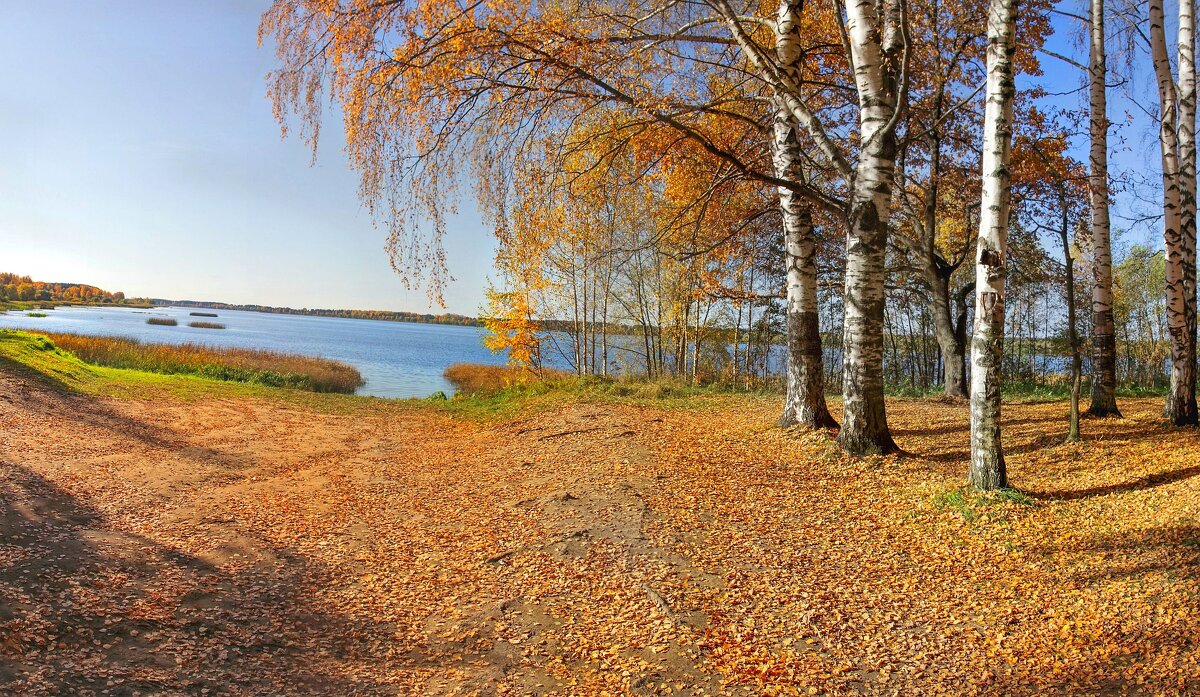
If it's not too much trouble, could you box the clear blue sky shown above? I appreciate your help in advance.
[0,1,496,315]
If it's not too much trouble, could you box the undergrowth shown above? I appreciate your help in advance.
[932,486,1036,523]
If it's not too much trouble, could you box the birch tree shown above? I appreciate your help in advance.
[831,0,908,454]
[1148,0,1199,425]
[1176,0,1199,425]
[968,0,1019,490]
[773,1,837,429]
[1087,0,1122,417]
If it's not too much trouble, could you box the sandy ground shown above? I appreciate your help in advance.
[1,370,1198,695]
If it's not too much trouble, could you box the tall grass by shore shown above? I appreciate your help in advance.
[147,317,177,326]
[443,363,570,394]
[39,332,363,393]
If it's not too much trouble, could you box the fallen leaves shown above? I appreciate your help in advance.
[1,372,1198,695]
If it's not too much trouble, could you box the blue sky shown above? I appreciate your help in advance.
[0,1,496,315]
[0,2,1165,316]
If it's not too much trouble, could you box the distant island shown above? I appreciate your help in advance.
[152,299,482,327]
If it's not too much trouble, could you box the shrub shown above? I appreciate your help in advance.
[147,317,177,326]
[36,332,364,394]
[443,363,570,394]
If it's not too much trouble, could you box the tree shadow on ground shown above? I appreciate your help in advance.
[0,362,537,695]
[0,353,254,471]
[891,413,1058,440]
[0,362,407,695]
[1027,464,1200,501]
[0,461,401,696]
[986,524,1200,694]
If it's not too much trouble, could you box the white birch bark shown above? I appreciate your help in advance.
[1087,0,1121,417]
[774,1,837,429]
[836,0,903,455]
[1174,0,1199,424]
[1149,0,1197,425]
[968,0,1018,490]
[715,0,904,453]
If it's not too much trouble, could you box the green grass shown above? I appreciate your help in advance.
[430,368,777,421]
[883,380,1170,401]
[932,486,1036,523]
[25,312,47,318]
[0,330,264,402]
[0,331,382,417]
[12,331,363,394]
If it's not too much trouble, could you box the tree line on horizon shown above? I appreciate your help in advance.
[0,272,130,304]
[153,299,482,327]
[260,0,1200,491]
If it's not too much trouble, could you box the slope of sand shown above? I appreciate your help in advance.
[1,370,1198,695]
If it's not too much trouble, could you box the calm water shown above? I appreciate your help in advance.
[0,306,523,398]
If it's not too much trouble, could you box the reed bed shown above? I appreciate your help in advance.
[189,311,219,317]
[443,363,570,394]
[188,322,225,329]
[146,317,177,326]
[40,332,363,393]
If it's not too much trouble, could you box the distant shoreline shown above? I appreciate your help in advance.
[151,299,482,327]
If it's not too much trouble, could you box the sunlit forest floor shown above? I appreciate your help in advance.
[1,339,1198,694]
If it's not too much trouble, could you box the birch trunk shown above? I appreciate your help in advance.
[1150,0,1197,425]
[837,0,901,455]
[773,3,838,429]
[968,0,1018,491]
[779,198,839,428]
[1174,0,1199,425]
[1087,0,1121,417]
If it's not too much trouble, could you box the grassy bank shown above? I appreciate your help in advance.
[18,331,363,394]
[445,363,1172,402]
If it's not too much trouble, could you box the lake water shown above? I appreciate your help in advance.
[0,305,521,398]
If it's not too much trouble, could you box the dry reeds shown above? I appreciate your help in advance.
[443,363,569,394]
[40,332,363,393]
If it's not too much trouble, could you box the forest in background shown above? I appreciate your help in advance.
[0,272,138,305]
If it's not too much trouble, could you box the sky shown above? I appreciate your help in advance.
[0,2,1169,317]
[0,1,496,316]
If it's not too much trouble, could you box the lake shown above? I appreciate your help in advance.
[0,305,522,398]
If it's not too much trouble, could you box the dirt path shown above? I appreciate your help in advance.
[2,372,1199,695]
[0,373,722,695]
